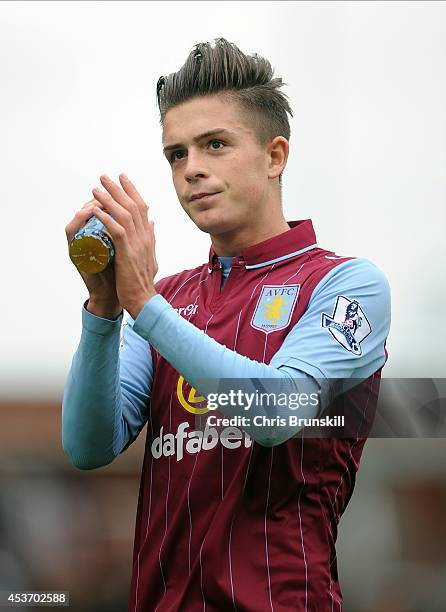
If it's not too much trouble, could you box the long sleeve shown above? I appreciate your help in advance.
[62,301,153,469]
[62,258,390,465]
[130,258,389,445]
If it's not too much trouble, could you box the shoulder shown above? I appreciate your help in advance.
[271,256,391,378]
[309,256,390,303]
[303,256,391,351]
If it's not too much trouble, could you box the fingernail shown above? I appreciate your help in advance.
[121,173,128,181]
[101,174,111,182]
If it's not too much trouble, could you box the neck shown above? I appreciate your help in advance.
[210,213,290,257]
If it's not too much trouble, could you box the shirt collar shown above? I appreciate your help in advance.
[207,219,318,272]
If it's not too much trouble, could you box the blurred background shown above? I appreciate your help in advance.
[1,1,445,610]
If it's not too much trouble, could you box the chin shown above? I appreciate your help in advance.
[189,209,238,236]
[194,220,232,235]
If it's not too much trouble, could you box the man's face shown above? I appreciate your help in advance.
[162,95,273,236]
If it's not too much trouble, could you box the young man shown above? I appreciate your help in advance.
[63,38,390,611]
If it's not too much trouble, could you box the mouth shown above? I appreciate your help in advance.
[189,192,221,203]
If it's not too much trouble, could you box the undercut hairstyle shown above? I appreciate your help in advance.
[156,37,293,186]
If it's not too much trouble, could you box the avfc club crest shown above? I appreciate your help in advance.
[251,285,300,334]
[321,296,371,356]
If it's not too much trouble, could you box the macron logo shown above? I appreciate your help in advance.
[174,303,198,317]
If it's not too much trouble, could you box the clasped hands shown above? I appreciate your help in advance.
[92,173,158,320]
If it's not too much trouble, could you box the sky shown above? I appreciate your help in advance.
[1,1,445,398]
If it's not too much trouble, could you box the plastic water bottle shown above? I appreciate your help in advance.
[69,215,115,274]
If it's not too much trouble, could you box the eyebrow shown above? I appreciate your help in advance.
[162,128,235,155]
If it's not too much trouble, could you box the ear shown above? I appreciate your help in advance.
[267,136,289,180]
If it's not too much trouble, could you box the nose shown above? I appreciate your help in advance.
[184,150,209,183]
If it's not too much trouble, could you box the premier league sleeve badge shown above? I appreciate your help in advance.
[321,296,372,355]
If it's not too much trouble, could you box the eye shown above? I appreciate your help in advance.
[209,140,225,150]
[170,150,185,162]
[169,140,225,163]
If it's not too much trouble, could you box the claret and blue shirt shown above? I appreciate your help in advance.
[62,219,391,611]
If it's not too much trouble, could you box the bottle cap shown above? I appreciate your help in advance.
[69,228,115,273]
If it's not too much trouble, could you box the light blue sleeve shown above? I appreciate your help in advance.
[270,258,391,398]
[61,302,153,469]
[131,302,323,446]
[131,257,390,445]
[133,259,389,384]
[63,257,390,463]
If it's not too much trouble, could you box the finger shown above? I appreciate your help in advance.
[118,174,147,209]
[81,198,97,209]
[99,175,145,234]
[92,205,127,243]
[92,188,136,234]
[65,203,99,244]
[119,173,150,229]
